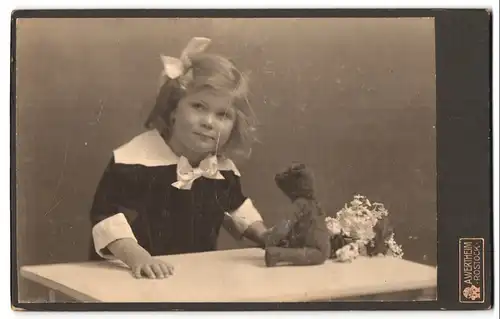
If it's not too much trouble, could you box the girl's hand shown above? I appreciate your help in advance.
[131,257,174,279]
[107,238,174,279]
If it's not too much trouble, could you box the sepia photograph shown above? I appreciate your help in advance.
[14,16,438,304]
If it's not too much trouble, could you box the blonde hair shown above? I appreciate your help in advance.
[145,52,258,159]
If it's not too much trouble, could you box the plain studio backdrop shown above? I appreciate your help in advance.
[15,17,436,301]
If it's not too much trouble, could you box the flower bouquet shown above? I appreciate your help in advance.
[325,194,404,262]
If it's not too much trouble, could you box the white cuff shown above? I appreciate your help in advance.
[228,198,264,235]
[92,213,137,259]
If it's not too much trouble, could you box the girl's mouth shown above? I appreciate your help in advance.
[193,132,215,141]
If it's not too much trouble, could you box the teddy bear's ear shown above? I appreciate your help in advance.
[289,162,306,171]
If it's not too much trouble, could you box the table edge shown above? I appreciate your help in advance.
[20,267,101,302]
[18,252,437,303]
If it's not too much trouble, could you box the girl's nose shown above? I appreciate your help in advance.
[201,114,215,128]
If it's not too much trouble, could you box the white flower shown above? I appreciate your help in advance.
[335,242,360,262]
[385,233,404,258]
[325,216,342,235]
[353,194,365,201]
[326,194,404,260]
[335,196,379,241]
[350,199,363,207]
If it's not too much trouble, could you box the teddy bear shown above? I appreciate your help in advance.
[263,162,331,267]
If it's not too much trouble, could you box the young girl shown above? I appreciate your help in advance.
[88,37,269,279]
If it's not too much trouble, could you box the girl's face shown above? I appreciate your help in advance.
[169,89,236,157]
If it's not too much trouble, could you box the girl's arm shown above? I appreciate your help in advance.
[237,219,294,248]
[92,215,174,279]
[223,170,275,247]
[224,208,293,248]
[223,197,272,248]
[90,158,173,279]
[242,221,269,248]
[222,213,267,247]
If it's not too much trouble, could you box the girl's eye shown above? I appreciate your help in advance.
[217,112,233,120]
[217,110,235,120]
[191,103,205,110]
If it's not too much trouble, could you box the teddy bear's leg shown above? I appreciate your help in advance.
[265,247,329,267]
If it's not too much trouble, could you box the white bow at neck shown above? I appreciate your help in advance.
[172,155,226,190]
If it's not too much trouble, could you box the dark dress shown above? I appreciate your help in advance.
[87,130,255,261]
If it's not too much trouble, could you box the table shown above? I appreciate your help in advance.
[20,248,437,303]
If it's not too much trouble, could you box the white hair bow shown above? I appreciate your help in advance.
[159,37,212,89]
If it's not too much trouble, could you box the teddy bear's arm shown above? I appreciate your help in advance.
[264,219,295,246]
[264,199,316,246]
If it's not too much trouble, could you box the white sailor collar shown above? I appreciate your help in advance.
[112,129,241,176]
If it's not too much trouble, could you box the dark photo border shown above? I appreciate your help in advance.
[10,8,493,311]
